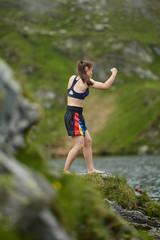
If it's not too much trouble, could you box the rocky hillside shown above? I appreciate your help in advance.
[0,0,160,157]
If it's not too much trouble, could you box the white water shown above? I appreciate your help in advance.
[50,155,160,201]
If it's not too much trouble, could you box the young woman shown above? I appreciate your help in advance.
[64,60,118,174]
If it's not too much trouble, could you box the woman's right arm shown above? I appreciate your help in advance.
[90,68,118,90]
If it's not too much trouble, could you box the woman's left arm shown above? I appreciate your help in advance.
[90,68,118,90]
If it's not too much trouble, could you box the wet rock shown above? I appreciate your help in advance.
[149,228,160,240]
[105,198,160,238]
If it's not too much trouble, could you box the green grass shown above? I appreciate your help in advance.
[45,172,156,240]
[80,173,160,219]
[0,223,24,240]
[108,0,160,44]
[81,174,137,209]
[93,80,160,154]
[0,0,160,157]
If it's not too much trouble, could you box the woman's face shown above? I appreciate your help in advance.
[85,67,93,78]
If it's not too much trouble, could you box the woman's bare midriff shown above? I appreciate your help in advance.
[67,96,84,108]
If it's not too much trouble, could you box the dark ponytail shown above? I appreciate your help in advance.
[77,60,93,86]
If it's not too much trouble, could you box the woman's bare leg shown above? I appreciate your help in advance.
[83,130,104,174]
[63,135,84,173]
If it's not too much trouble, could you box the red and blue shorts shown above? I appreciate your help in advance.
[64,106,87,136]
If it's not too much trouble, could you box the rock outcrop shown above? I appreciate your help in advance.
[0,151,73,240]
[0,58,39,155]
[106,198,160,239]
[0,59,73,240]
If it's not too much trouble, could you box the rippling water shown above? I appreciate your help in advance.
[50,155,160,201]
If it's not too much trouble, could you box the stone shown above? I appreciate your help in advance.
[122,41,153,64]
[0,151,73,240]
[105,198,160,238]
[153,46,160,56]
[23,208,72,240]
[138,145,150,155]
[36,90,56,100]
[94,24,106,31]
[0,151,54,223]
[149,228,160,240]
[0,58,40,155]
[133,66,158,80]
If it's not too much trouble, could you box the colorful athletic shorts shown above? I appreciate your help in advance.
[64,106,87,136]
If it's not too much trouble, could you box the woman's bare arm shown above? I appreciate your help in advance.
[90,68,118,90]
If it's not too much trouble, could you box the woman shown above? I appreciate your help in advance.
[64,60,118,174]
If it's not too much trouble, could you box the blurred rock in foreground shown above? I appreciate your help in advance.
[0,58,39,155]
[0,58,73,240]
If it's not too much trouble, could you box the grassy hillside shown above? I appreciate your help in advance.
[0,0,160,158]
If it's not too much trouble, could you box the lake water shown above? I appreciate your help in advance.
[50,155,160,202]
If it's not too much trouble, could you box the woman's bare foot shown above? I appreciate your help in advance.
[63,170,71,174]
[88,169,105,174]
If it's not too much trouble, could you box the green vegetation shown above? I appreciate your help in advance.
[47,172,156,240]
[80,173,160,219]
[0,222,31,240]
[93,81,160,155]
[1,2,160,239]
[146,201,160,218]
[81,174,137,209]
[1,0,160,157]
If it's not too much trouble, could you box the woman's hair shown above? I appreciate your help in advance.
[77,60,93,86]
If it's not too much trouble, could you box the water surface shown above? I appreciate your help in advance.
[50,155,160,201]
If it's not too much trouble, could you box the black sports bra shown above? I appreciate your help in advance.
[67,76,89,100]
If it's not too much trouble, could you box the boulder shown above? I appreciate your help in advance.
[0,58,40,155]
[0,151,73,240]
[105,198,160,239]
[0,58,74,240]
[138,145,150,155]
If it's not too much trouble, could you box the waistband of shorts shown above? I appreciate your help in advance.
[67,105,83,113]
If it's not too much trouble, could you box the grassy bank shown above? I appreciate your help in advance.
[47,171,158,240]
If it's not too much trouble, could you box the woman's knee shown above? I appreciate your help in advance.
[85,136,92,146]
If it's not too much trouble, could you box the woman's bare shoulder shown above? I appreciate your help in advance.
[70,75,76,79]
[68,75,76,83]
[68,75,76,88]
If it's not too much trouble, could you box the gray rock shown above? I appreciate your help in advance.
[133,66,158,80]
[11,134,25,150]
[138,145,150,155]
[153,46,160,56]
[0,58,74,240]
[122,41,153,64]
[0,151,73,240]
[94,24,106,32]
[36,90,56,100]
[22,208,72,240]
[0,151,54,224]
[105,198,160,238]
[0,58,40,154]
[149,228,160,240]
